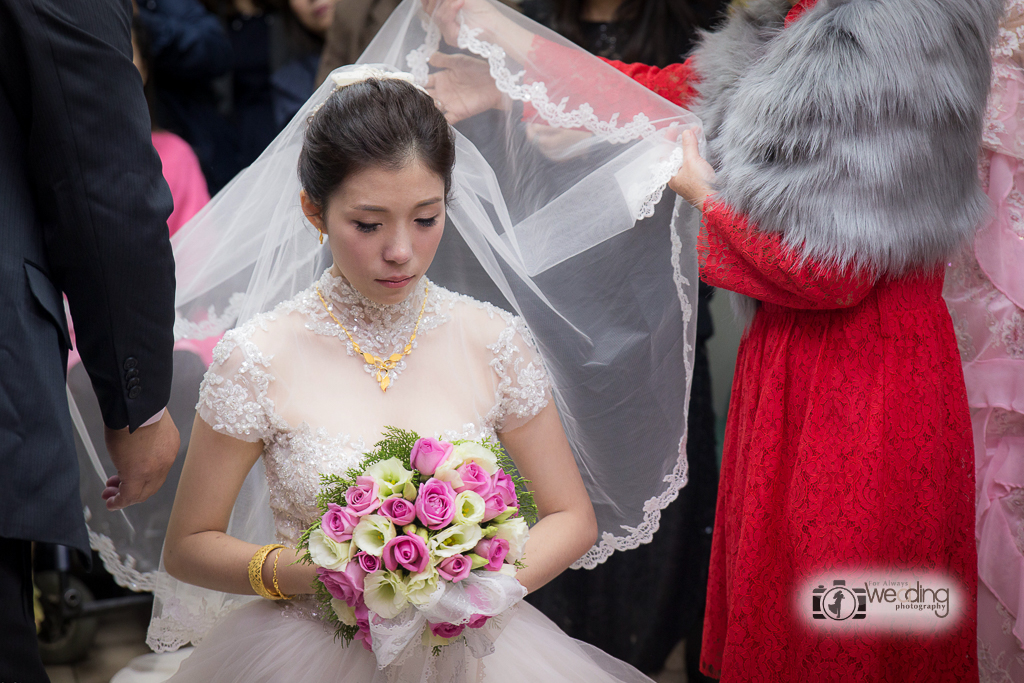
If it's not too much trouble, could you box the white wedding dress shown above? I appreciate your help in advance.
[142,269,654,683]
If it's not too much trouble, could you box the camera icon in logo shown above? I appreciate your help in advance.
[812,580,867,621]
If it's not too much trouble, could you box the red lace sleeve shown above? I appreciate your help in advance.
[524,36,699,118]
[698,201,876,308]
[598,58,700,109]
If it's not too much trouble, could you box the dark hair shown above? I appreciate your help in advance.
[552,0,726,67]
[298,78,456,214]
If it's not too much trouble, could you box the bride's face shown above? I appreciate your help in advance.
[303,159,446,306]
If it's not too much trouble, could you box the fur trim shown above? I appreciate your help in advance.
[691,0,1002,275]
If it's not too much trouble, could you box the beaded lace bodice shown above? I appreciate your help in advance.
[196,271,551,547]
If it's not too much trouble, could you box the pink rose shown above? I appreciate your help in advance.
[481,492,507,522]
[317,563,366,605]
[415,478,457,530]
[436,554,472,583]
[354,602,373,651]
[467,614,490,629]
[382,533,431,574]
[354,627,373,652]
[344,476,381,516]
[473,538,509,571]
[321,503,359,543]
[410,438,454,476]
[453,463,491,495]
[355,600,369,628]
[379,496,417,526]
[491,470,519,508]
[428,621,466,639]
[355,551,381,574]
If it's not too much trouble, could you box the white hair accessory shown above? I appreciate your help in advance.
[328,66,428,94]
[309,67,431,118]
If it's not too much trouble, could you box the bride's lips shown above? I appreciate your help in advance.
[376,276,415,289]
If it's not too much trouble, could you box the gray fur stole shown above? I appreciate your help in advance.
[688,0,1002,323]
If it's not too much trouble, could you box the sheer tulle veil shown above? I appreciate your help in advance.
[69,0,705,650]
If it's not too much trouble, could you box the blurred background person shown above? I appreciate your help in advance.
[517,1,728,681]
[201,0,285,170]
[270,0,343,127]
[136,0,238,193]
[314,0,401,86]
[202,0,333,166]
[521,0,723,66]
[132,15,211,237]
[944,2,1024,680]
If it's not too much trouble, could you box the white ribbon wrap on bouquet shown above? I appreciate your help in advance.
[370,572,526,682]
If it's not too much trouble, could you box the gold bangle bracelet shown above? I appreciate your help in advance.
[248,544,286,600]
[272,547,292,600]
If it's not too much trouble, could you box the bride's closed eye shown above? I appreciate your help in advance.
[416,216,439,227]
[354,221,382,233]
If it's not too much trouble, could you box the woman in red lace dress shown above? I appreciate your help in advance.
[597,0,1000,680]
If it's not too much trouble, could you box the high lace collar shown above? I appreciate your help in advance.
[312,268,435,359]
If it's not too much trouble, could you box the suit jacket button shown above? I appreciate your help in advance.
[126,368,140,380]
[128,386,142,399]
[124,357,138,370]
[127,377,141,389]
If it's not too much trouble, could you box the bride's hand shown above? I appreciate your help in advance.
[668,128,716,211]
[427,52,505,124]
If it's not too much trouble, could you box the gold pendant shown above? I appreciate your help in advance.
[316,283,429,395]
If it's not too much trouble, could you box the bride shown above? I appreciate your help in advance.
[105,2,704,677]
[160,74,620,681]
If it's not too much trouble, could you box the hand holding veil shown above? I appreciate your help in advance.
[70,0,706,652]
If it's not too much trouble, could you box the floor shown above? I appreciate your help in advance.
[44,604,152,683]
[46,608,689,683]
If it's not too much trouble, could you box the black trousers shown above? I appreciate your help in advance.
[0,538,49,683]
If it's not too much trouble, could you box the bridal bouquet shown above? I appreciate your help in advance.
[297,428,535,661]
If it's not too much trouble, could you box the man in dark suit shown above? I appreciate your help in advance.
[0,1,181,679]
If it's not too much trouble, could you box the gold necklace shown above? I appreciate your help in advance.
[315,283,430,392]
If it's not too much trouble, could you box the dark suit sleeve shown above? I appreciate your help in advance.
[13,0,176,431]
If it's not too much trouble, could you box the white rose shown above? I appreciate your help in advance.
[308,528,353,570]
[364,457,414,498]
[491,517,529,563]
[363,570,409,619]
[429,524,483,558]
[352,514,396,557]
[404,567,442,606]
[331,598,358,626]
[453,490,486,525]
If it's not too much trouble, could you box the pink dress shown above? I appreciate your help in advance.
[151,130,210,237]
[944,9,1024,681]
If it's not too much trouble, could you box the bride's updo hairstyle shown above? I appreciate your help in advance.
[298,77,456,214]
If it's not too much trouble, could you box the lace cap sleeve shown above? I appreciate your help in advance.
[196,327,275,443]
[489,316,552,433]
